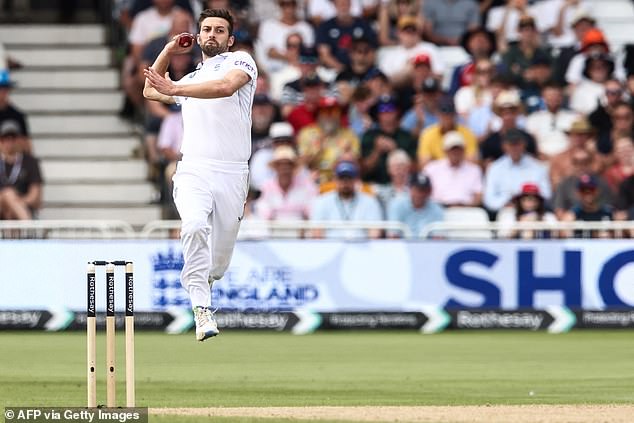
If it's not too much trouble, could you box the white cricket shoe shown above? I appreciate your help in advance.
[194,306,219,341]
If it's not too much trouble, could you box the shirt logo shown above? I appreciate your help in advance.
[234,60,254,73]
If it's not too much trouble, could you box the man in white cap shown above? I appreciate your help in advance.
[424,131,483,207]
[250,121,297,191]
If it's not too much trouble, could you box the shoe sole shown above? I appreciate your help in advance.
[196,330,220,342]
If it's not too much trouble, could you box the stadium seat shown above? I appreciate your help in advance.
[439,207,492,240]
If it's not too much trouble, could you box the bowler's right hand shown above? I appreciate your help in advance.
[165,33,195,55]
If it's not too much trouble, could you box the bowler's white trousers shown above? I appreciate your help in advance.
[173,158,249,308]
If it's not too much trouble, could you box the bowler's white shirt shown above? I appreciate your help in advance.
[174,50,258,163]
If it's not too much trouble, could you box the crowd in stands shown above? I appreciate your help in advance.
[0,47,43,221]
[112,0,634,239]
[6,0,634,240]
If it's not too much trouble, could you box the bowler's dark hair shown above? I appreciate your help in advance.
[198,9,234,36]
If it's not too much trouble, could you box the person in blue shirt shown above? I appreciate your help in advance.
[387,173,444,238]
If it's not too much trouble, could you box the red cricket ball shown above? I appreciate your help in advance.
[178,33,194,48]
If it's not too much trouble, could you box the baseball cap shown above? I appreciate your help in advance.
[581,28,609,52]
[577,174,598,190]
[375,96,398,114]
[397,15,419,31]
[503,128,527,144]
[566,117,594,134]
[269,122,294,140]
[442,131,465,150]
[318,96,340,109]
[410,173,432,190]
[268,145,298,167]
[0,70,15,88]
[519,182,541,196]
[299,46,319,64]
[421,77,440,92]
[362,67,387,83]
[301,73,323,88]
[495,90,522,110]
[438,95,455,114]
[335,161,359,178]
[571,8,596,27]
[411,53,431,67]
[0,120,21,137]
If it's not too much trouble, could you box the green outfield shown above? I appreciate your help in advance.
[1,331,633,422]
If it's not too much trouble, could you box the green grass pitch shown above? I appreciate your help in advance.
[1,331,633,422]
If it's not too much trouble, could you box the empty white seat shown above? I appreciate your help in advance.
[440,207,492,240]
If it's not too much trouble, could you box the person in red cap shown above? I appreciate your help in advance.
[565,28,624,85]
[497,182,557,239]
[297,96,360,183]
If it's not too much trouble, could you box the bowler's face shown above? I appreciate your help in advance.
[198,17,233,57]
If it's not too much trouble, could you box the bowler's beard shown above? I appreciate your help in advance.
[202,40,229,58]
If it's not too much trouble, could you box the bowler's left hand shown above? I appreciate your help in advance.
[144,67,177,96]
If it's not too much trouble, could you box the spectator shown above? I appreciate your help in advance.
[310,160,384,239]
[615,171,634,220]
[424,131,483,207]
[280,46,324,115]
[562,174,614,238]
[315,0,377,72]
[387,173,444,238]
[347,85,376,138]
[570,52,615,115]
[254,145,318,227]
[588,78,624,142]
[598,101,634,156]
[362,67,394,104]
[143,50,195,177]
[251,94,280,152]
[268,33,304,102]
[0,70,30,154]
[0,121,42,220]
[256,0,315,73]
[422,0,480,46]
[486,0,537,52]
[156,108,183,219]
[250,121,300,192]
[565,28,624,86]
[534,0,591,48]
[122,0,184,117]
[373,148,413,211]
[498,182,557,239]
[483,128,550,215]
[360,96,417,184]
[297,97,360,183]
[285,73,334,133]
[519,52,555,115]
[551,8,596,85]
[549,117,600,187]
[377,0,423,47]
[393,53,435,113]
[552,148,613,219]
[455,58,495,124]
[307,0,375,26]
[376,15,444,83]
[449,26,497,95]
[525,81,579,158]
[500,15,552,87]
[480,89,538,165]
[603,136,634,193]
[400,76,442,137]
[463,74,512,140]
[335,36,378,104]
[417,96,479,169]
